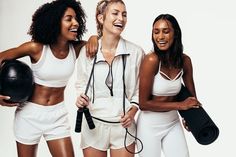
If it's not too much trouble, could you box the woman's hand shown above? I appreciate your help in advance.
[76,93,89,108]
[179,97,201,110]
[120,113,134,128]
[120,106,137,128]
[86,35,99,58]
[0,95,19,107]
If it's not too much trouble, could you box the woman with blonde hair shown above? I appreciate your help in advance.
[75,0,144,157]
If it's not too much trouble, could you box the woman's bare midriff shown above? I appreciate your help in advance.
[29,84,66,106]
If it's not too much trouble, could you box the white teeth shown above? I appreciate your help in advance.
[114,23,123,28]
[69,28,77,32]
[159,41,166,44]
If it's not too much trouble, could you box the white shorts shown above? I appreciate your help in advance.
[14,101,71,145]
[81,117,136,151]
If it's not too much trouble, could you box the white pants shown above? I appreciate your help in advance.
[137,111,189,157]
[14,101,71,145]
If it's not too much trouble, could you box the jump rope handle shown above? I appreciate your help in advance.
[75,107,95,133]
[75,56,97,133]
[83,107,95,129]
[75,108,83,133]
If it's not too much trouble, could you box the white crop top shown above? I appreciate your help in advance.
[152,62,183,96]
[31,44,76,87]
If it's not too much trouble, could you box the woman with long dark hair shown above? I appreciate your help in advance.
[137,14,200,157]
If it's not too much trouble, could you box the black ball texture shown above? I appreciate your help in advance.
[0,60,34,103]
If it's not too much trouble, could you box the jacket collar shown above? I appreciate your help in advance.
[96,37,129,62]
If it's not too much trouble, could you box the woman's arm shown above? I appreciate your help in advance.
[75,46,92,108]
[182,54,197,98]
[73,35,99,58]
[121,47,145,128]
[0,41,43,65]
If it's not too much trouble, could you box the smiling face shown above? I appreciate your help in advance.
[60,7,79,41]
[97,2,127,37]
[152,19,174,51]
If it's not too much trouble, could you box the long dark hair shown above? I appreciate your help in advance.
[152,14,183,68]
[28,0,86,44]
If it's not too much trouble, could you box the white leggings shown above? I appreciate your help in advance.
[137,111,189,157]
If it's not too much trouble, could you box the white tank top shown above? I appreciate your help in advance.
[31,44,76,87]
[152,62,183,96]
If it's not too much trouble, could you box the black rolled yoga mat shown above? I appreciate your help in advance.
[176,85,219,145]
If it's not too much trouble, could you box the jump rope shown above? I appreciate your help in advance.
[75,55,143,154]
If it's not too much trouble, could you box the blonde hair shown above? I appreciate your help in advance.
[96,0,125,38]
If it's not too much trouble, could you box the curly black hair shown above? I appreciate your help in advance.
[28,0,86,44]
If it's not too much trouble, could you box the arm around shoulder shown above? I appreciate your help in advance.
[73,35,99,59]
[73,40,86,58]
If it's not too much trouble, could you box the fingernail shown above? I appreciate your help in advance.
[6,96,10,100]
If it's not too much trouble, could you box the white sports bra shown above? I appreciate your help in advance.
[31,44,76,87]
[152,62,183,96]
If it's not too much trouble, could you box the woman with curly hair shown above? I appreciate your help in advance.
[0,0,96,156]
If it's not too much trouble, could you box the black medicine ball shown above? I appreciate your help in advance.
[0,60,34,103]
